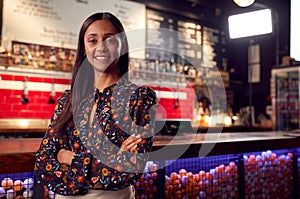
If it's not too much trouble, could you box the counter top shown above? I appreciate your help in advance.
[0,118,271,135]
[153,131,292,145]
[151,131,300,160]
[0,119,48,134]
[0,138,40,174]
[0,131,299,174]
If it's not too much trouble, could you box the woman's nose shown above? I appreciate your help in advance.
[96,41,107,52]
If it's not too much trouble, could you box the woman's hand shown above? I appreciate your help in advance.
[119,135,142,154]
[57,149,75,166]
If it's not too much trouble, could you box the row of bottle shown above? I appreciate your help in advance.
[130,58,198,79]
[0,41,76,72]
[277,77,298,91]
[129,57,230,89]
[0,41,227,88]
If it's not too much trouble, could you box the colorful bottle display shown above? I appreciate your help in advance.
[243,150,294,199]
[0,150,297,198]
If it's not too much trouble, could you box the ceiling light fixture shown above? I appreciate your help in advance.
[233,0,255,7]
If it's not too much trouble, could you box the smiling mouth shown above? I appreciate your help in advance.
[94,56,110,60]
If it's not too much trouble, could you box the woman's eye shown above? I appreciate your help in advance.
[88,39,97,44]
[106,37,117,44]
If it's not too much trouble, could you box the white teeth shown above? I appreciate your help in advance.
[95,56,107,60]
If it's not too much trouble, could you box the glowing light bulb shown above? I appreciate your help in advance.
[224,116,232,126]
[19,120,29,127]
[233,0,255,7]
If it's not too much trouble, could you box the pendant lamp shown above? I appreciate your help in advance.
[233,0,255,7]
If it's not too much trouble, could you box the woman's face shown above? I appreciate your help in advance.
[84,19,121,74]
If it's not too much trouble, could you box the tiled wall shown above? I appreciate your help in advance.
[0,89,63,119]
[0,72,71,119]
[0,72,194,120]
[152,86,195,120]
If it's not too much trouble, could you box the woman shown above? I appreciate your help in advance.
[34,12,157,198]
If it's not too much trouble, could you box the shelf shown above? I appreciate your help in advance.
[276,110,299,114]
[0,65,71,79]
[272,65,300,131]
[130,68,229,88]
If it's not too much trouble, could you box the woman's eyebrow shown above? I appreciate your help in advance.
[86,33,116,37]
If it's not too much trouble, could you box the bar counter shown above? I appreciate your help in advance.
[1,131,299,174]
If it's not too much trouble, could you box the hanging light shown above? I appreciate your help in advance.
[233,0,255,7]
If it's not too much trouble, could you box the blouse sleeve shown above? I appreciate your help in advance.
[120,86,157,171]
[34,90,93,196]
[89,86,157,190]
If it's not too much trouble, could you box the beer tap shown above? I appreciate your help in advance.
[21,76,29,104]
[48,78,56,104]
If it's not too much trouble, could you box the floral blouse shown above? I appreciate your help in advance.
[34,79,157,196]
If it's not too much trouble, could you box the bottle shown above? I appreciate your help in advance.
[170,56,176,73]
[198,102,205,125]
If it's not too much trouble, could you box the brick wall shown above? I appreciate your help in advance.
[151,86,195,120]
[0,73,70,119]
[0,71,194,120]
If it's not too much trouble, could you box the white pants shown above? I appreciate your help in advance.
[55,186,135,199]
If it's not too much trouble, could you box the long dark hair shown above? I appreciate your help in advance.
[53,12,129,134]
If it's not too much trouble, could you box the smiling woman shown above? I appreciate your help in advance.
[34,12,157,199]
[84,19,122,88]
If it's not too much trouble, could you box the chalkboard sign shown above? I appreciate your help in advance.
[1,0,145,58]
[146,9,177,62]
[146,9,227,70]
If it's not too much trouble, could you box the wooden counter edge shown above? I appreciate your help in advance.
[0,152,36,174]
[1,132,300,173]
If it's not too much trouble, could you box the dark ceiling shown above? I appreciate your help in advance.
[184,0,290,11]
[132,0,290,26]
[184,0,290,16]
